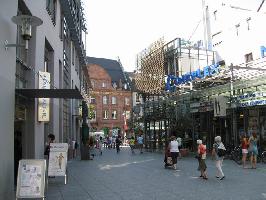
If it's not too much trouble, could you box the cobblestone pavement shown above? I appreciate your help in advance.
[46,147,266,200]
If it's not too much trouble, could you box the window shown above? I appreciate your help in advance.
[125,97,130,105]
[125,111,131,119]
[103,110,108,119]
[112,110,117,119]
[46,0,56,25]
[112,96,117,104]
[103,96,108,104]
[245,53,253,63]
[90,96,96,104]
[102,82,106,88]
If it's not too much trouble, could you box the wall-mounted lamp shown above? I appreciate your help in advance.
[5,15,43,50]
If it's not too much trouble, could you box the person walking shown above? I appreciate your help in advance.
[129,136,135,154]
[197,139,208,180]
[212,136,226,180]
[115,136,122,153]
[98,136,103,155]
[249,132,258,169]
[137,134,144,154]
[241,135,249,168]
[169,136,179,170]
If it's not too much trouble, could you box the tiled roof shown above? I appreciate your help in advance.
[86,57,130,90]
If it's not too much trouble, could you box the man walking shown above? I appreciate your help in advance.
[137,134,144,154]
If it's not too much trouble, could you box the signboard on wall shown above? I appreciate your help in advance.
[213,96,228,117]
[16,159,46,199]
[38,71,50,122]
[48,143,68,176]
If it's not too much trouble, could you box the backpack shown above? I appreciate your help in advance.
[217,143,226,157]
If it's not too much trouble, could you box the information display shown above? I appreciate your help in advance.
[16,159,46,199]
[48,143,68,177]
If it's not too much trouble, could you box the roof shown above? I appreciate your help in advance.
[86,56,131,90]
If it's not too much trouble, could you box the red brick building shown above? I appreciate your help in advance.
[86,57,132,137]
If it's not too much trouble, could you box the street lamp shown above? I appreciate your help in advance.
[5,15,43,50]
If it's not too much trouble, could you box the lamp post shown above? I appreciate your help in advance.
[5,15,43,50]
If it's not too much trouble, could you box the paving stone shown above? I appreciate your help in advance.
[45,147,266,200]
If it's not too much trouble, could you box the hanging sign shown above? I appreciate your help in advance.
[213,96,228,117]
[48,143,68,177]
[16,159,46,199]
[38,71,50,122]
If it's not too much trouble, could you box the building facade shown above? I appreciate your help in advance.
[87,57,132,137]
[0,0,89,197]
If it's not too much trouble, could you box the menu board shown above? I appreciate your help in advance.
[16,159,46,199]
[48,143,68,177]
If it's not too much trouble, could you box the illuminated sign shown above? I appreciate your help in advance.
[38,71,50,122]
[165,63,220,91]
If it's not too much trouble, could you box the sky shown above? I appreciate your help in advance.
[83,0,204,72]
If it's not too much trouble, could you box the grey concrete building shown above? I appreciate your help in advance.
[0,0,89,198]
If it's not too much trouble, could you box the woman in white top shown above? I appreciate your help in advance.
[169,136,179,170]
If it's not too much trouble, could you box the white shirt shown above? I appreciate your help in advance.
[170,140,179,152]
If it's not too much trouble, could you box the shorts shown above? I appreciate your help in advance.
[242,149,248,154]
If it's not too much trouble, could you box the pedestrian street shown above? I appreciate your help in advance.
[46,147,266,200]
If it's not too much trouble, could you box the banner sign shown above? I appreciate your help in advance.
[16,159,46,199]
[38,71,50,122]
[165,63,220,91]
[48,143,68,177]
[232,92,266,108]
[190,101,213,113]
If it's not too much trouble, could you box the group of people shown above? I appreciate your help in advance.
[165,135,226,180]
[166,132,260,181]
[241,132,258,169]
[129,135,144,154]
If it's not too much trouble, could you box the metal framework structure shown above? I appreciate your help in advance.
[135,38,165,94]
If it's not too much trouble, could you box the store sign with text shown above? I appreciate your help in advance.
[38,71,50,122]
[165,63,220,92]
[233,92,266,107]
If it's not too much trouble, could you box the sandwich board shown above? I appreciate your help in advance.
[16,159,46,199]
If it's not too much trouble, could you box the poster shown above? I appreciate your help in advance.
[48,143,68,176]
[213,96,228,117]
[16,159,46,198]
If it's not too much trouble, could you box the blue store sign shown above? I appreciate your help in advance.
[165,63,220,92]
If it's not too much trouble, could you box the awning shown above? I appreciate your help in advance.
[16,88,83,99]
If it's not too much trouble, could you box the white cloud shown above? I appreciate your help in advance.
[83,0,204,71]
